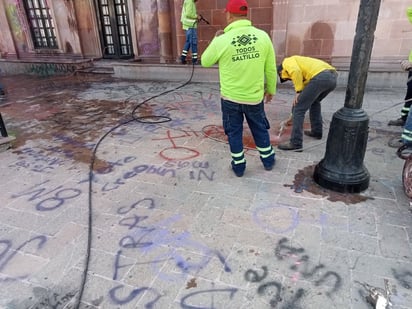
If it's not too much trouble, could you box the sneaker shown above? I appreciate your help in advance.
[304,130,322,139]
[388,118,405,126]
[388,137,404,148]
[180,56,187,64]
[278,142,303,152]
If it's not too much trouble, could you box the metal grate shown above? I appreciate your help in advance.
[23,0,58,49]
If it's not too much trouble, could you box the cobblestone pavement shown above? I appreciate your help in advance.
[0,73,411,309]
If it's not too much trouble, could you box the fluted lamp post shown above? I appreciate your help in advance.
[314,0,381,193]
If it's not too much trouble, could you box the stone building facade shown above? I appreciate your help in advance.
[0,0,411,70]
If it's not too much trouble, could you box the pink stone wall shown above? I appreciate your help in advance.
[1,0,412,69]
[174,0,274,62]
[190,0,412,68]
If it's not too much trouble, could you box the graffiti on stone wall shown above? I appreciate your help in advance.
[6,3,28,53]
[27,63,77,76]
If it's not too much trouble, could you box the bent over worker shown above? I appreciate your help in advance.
[277,55,337,152]
[201,0,277,177]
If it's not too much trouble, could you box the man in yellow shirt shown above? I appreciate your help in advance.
[277,55,337,151]
[201,0,277,177]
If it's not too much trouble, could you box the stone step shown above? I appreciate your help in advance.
[0,136,15,152]
[75,66,114,75]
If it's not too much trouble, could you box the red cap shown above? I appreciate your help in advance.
[225,0,248,15]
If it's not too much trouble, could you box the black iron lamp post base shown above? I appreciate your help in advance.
[314,107,370,193]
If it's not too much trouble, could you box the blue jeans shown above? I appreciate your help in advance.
[182,28,198,61]
[290,70,337,147]
[221,99,275,169]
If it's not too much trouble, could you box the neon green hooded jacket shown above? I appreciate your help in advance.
[181,0,198,30]
[201,19,277,104]
[407,7,412,62]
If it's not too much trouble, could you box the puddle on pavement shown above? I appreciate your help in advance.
[1,74,129,171]
[0,74,400,182]
[285,164,374,204]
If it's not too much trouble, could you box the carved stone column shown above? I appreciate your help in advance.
[156,0,173,63]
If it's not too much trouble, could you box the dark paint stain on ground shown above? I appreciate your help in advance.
[202,122,311,148]
[1,74,131,171]
[186,278,198,289]
[285,164,374,204]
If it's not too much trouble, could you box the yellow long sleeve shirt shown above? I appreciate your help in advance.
[280,56,336,93]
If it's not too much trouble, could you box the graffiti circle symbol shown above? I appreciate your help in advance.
[253,204,299,234]
[160,146,200,161]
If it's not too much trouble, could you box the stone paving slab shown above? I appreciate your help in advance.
[0,74,411,308]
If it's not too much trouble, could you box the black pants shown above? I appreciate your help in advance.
[401,70,412,120]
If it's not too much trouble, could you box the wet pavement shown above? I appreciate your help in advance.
[0,72,411,308]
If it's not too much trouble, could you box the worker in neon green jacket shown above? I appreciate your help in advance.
[277,56,337,151]
[180,0,199,64]
[390,7,412,129]
[201,0,277,177]
[399,7,412,147]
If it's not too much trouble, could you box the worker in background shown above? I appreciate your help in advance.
[180,0,199,65]
[388,7,412,127]
[395,8,412,149]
